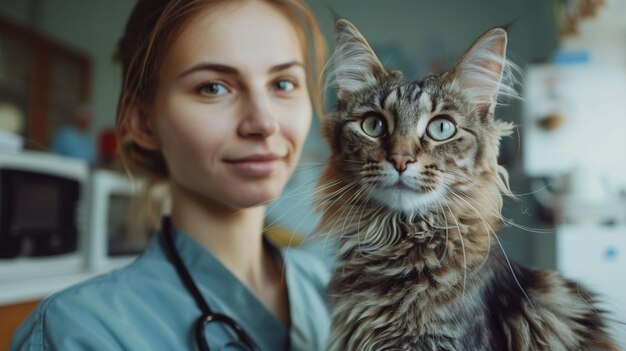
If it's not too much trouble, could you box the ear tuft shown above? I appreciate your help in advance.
[445,28,519,111]
[327,19,385,101]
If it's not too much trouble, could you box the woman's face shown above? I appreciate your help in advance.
[151,1,312,210]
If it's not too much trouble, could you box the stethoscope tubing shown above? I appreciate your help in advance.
[160,217,261,351]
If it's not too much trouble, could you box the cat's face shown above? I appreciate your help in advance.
[321,19,515,215]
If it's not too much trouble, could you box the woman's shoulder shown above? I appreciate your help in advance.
[10,252,174,350]
[281,245,333,350]
[45,247,170,303]
[283,244,334,292]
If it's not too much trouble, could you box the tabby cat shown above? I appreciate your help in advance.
[316,19,619,351]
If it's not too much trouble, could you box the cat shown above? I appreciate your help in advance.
[316,18,620,351]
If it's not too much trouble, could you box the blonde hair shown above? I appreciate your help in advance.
[115,0,327,181]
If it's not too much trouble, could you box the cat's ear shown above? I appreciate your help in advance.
[444,28,517,112]
[332,19,386,101]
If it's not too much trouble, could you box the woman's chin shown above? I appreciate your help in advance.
[232,189,282,210]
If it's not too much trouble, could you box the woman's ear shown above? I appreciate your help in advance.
[126,105,160,151]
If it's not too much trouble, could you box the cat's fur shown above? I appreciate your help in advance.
[316,19,619,351]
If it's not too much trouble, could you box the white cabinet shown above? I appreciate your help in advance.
[557,225,626,348]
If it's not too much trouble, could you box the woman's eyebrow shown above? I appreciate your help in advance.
[179,61,304,78]
[269,61,304,73]
[179,63,238,78]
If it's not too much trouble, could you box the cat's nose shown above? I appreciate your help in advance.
[388,154,415,173]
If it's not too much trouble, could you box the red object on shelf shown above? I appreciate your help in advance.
[98,128,118,163]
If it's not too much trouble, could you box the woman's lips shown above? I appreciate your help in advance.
[225,154,283,177]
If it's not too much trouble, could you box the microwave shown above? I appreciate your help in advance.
[87,169,149,272]
[0,151,89,280]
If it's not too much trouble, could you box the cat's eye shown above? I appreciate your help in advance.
[427,117,456,141]
[361,114,387,137]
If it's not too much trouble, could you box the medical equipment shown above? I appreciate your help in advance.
[161,217,262,351]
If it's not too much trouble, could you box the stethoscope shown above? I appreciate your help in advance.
[160,217,261,351]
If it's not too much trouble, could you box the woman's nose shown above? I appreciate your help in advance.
[238,92,278,138]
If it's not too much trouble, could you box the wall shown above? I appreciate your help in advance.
[0,1,33,24]
[0,0,135,138]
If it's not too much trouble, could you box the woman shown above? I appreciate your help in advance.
[11,0,329,350]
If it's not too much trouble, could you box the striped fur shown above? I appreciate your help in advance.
[317,19,619,350]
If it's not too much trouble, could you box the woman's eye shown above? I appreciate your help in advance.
[427,117,456,141]
[273,79,296,92]
[199,82,229,97]
[361,114,387,137]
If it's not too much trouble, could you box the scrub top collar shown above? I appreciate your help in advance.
[165,225,292,350]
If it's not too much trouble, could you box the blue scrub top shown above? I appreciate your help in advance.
[11,226,331,350]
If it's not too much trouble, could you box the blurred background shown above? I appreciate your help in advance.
[0,0,624,349]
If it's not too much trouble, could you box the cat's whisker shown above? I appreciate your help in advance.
[362,198,396,254]
[289,161,327,167]
[438,172,502,213]
[574,284,603,318]
[424,210,439,246]
[318,172,383,246]
[347,186,375,239]
[263,178,342,230]
[291,178,360,236]
[272,175,339,205]
[274,181,351,271]
[336,185,370,245]
[441,169,551,200]
[442,201,467,297]
[233,173,340,220]
[318,179,366,258]
[290,159,365,171]
[341,159,370,165]
[317,178,366,205]
[341,198,385,254]
[336,193,393,256]
[447,190,536,311]
[356,187,381,252]
[273,180,345,241]
[283,177,367,269]
[439,184,492,274]
[445,188,499,269]
[438,178,554,235]
[435,200,450,263]
[492,230,537,311]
